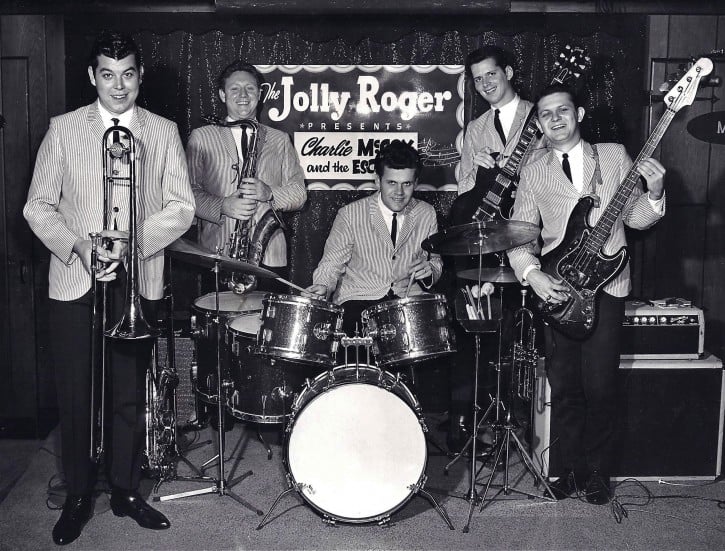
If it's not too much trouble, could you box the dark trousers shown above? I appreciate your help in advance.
[49,277,157,495]
[544,292,624,479]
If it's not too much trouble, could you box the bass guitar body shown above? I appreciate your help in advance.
[535,196,628,339]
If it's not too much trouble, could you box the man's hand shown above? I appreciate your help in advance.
[472,146,500,170]
[221,193,257,221]
[74,235,122,282]
[409,257,433,281]
[303,284,328,299]
[526,268,569,305]
[636,157,666,200]
[238,178,273,202]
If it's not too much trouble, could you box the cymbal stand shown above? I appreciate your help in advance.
[477,291,556,510]
[154,259,262,515]
[441,244,508,532]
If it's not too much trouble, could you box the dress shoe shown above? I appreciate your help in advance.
[546,470,581,500]
[52,494,93,545]
[584,471,611,505]
[110,489,170,530]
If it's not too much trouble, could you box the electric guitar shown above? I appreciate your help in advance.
[450,45,590,225]
[535,57,713,339]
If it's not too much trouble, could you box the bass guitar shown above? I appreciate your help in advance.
[535,57,713,339]
[450,45,590,225]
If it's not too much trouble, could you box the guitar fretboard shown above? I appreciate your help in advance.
[585,108,675,254]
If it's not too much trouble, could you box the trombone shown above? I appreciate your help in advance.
[89,124,159,463]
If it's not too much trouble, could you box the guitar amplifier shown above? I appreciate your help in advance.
[533,354,725,480]
[620,300,704,360]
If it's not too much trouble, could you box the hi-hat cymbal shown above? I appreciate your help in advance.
[422,220,539,256]
[166,238,279,279]
[457,266,519,284]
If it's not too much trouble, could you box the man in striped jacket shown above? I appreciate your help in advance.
[187,60,306,293]
[306,140,443,336]
[507,83,665,505]
[24,32,195,545]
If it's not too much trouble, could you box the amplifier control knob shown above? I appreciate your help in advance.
[660,316,667,324]
[633,316,640,324]
[649,316,656,324]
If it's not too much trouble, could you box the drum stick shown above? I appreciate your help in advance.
[274,277,309,295]
[404,272,415,298]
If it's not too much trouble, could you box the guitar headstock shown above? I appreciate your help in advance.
[664,57,714,112]
[551,44,591,86]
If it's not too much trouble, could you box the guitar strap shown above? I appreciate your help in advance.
[585,143,603,208]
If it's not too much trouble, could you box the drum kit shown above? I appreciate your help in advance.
[156,216,551,529]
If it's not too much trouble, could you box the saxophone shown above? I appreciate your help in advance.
[224,119,286,294]
[144,341,179,483]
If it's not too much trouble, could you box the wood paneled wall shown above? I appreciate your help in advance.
[643,15,725,358]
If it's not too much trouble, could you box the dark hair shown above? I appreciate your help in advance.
[88,31,142,71]
[534,83,582,112]
[465,45,513,80]
[216,60,265,92]
[374,140,421,179]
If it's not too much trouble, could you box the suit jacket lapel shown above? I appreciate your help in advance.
[369,194,394,249]
[394,198,418,252]
[546,150,577,196]
[504,101,528,151]
[582,141,596,193]
[86,102,106,143]
[220,126,240,165]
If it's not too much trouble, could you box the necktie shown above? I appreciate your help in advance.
[241,127,249,162]
[111,117,119,126]
[390,212,398,246]
[494,109,506,145]
[562,152,573,183]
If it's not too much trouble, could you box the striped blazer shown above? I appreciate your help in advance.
[313,193,443,304]
[507,141,665,297]
[187,123,306,266]
[457,98,535,194]
[24,102,195,301]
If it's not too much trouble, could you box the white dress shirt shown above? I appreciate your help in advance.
[377,193,406,238]
[496,95,521,144]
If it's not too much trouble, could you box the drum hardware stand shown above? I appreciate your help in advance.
[154,260,262,515]
[476,337,556,510]
[439,248,509,532]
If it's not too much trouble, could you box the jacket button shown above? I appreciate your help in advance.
[392,255,396,260]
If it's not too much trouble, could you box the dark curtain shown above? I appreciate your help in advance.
[64,13,646,293]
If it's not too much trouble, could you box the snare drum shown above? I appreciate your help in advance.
[256,294,343,366]
[190,291,266,403]
[362,294,456,366]
[226,314,320,423]
[286,364,427,523]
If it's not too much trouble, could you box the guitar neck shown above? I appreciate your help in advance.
[588,108,675,251]
[499,109,539,179]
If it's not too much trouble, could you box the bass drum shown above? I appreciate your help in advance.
[286,364,427,523]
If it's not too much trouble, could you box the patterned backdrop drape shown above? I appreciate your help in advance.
[64,13,646,304]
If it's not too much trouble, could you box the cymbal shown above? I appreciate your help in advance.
[166,238,279,279]
[457,266,519,284]
[422,220,539,256]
